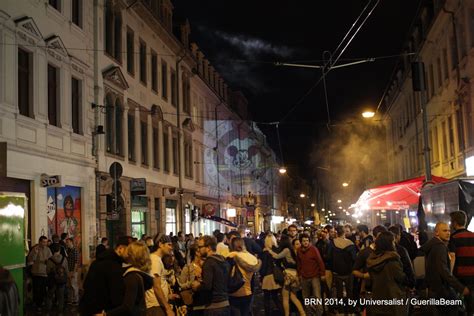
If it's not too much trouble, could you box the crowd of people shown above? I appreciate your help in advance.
[5,209,473,315]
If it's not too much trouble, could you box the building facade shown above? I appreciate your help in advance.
[383,0,474,183]
[0,0,96,260]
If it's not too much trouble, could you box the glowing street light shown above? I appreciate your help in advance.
[337,200,342,203]
[278,167,287,174]
[311,203,315,207]
[342,182,349,187]
[300,193,306,198]
[362,111,375,118]
[322,208,325,211]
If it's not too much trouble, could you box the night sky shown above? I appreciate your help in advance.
[173,0,421,178]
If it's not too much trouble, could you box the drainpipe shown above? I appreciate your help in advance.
[442,5,467,174]
[93,0,101,246]
[176,51,185,232]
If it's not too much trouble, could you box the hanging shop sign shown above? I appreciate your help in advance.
[130,178,146,195]
[202,203,217,216]
[40,174,62,188]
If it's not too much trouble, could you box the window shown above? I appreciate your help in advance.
[182,73,191,114]
[151,51,158,92]
[139,40,147,84]
[49,0,60,11]
[163,127,170,172]
[450,36,458,70]
[71,77,82,134]
[72,0,82,27]
[18,48,32,118]
[433,125,439,162]
[131,210,147,238]
[442,48,449,80]
[48,64,60,127]
[153,126,160,169]
[448,115,455,158]
[165,199,177,234]
[184,137,193,178]
[141,116,148,166]
[105,95,123,156]
[436,57,442,89]
[456,109,464,152]
[172,134,178,175]
[442,121,448,159]
[105,0,122,62]
[126,28,134,75]
[194,148,200,183]
[428,63,434,98]
[161,60,168,99]
[171,68,176,106]
[128,109,135,162]
[154,198,160,228]
[184,206,191,234]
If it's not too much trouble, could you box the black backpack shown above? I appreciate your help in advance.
[227,259,245,293]
[49,257,67,285]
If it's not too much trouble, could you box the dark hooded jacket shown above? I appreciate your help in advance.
[420,237,465,298]
[197,254,230,306]
[80,249,126,315]
[107,267,154,316]
[330,237,357,275]
[367,250,406,316]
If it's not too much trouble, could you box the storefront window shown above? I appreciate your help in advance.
[185,207,191,234]
[131,211,146,238]
[166,199,177,234]
[131,196,148,238]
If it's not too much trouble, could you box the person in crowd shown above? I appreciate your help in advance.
[297,233,325,316]
[266,234,306,316]
[177,232,187,259]
[27,235,52,311]
[145,237,155,252]
[352,225,387,295]
[237,225,262,256]
[96,237,109,257]
[315,226,333,299]
[65,237,80,305]
[60,233,68,248]
[259,234,283,316]
[330,226,357,311]
[80,236,130,315]
[420,222,470,316]
[344,224,357,244]
[388,226,415,290]
[227,236,261,316]
[172,236,186,269]
[178,243,205,315]
[46,243,69,312]
[192,235,231,316]
[51,234,68,258]
[0,266,20,316]
[325,225,336,240]
[356,224,373,250]
[449,210,474,315]
[106,241,154,316]
[146,234,175,316]
[366,231,407,316]
[396,224,418,261]
[287,224,299,243]
[216,232,229,258]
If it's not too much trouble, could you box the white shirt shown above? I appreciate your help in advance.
[145,253,168,308]
[216,242,229,257]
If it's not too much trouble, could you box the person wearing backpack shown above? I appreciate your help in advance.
[46,243,69,313]
[227,237,261,316]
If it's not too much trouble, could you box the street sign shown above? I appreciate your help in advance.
[40,174,62,188]
[109,162,123,179]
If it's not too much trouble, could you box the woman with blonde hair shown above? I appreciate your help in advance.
[106,241,154,316]
[259,234,284,316]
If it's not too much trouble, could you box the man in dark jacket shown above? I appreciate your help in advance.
[389,226,415,289]
[192,235,230,315]
[420,222,469,316]
[79,236,130,315]
[396,224,418,261]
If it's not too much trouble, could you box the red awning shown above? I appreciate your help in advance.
[354,176,449,211]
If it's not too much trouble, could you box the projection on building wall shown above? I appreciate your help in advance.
[203,119,273,200]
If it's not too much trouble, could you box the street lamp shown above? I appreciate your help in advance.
[362,111,375,118]
[300,193,306,198]
[278,167,287,174]
[342,182,349,187]
[311,203,315,207]
[337,199,342,203]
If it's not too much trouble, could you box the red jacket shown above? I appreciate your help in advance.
[297,245,325,278]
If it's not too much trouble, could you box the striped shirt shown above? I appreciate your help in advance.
[448,228,474,285]
[66,247,79,272]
